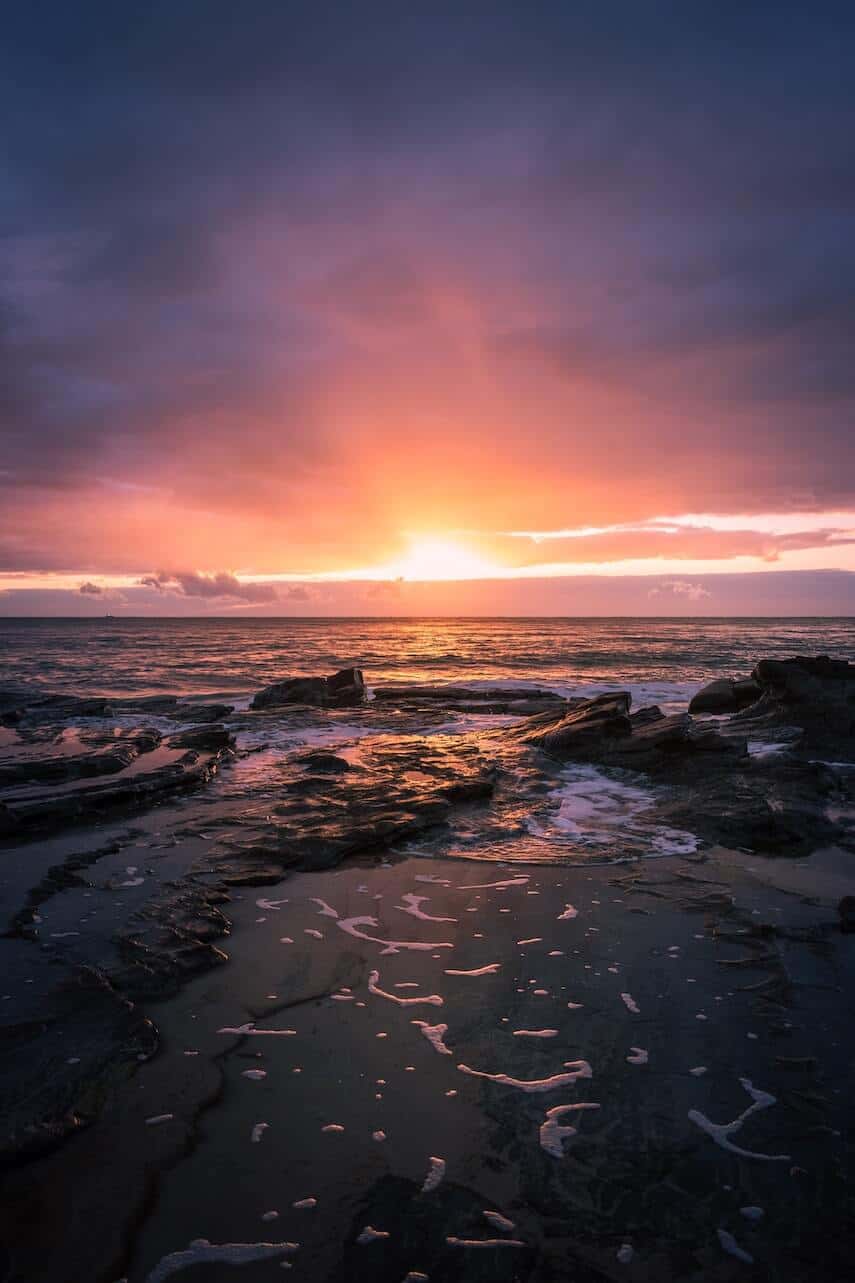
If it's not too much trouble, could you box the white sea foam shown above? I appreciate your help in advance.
[689,1077,790,1161]
[256,898,288,910]
[457,876,529,890]
[310,898,339,918]
[513,1029,558,1038]
[368,970,443,1007]
[241,1069,267,1081]
[483,1211,516,1232]
[539,1103,601,1156]
[620,993,640,1014]
[557,904,578,920]
[144,1238,298,1281]
[411,1021,453,1055]
[321,1123,344,1133]
[717,1228,754,1264]
[356,1226,390,1245]
[527,763,697,858]
[145,1114,174,1126]
[517,937,543,945]
[447,1236,525,1248]
[251,1123,269,1143]
[336,914,453,955]
[420,1156,446,1192]
[444,964,500,976]
[219,1023,296,1037]
[395,894,456,923]
[458,1060,591,1092]
[627,1047,648,1065]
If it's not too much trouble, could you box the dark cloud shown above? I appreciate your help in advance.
[139,572,279,603]
[78,581,102,595]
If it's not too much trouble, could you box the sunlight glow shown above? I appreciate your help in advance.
[384,536,499,582]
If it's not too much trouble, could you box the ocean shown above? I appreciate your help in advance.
[1,616,853,704]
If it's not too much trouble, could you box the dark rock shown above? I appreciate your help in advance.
[293,750,351,773]
[0,730,161,788]
[165,702,234,723]
[518,691,632,756]
[372,684,566,715]
[838,895,855,933]
[167,725,233,752]
[689,677,762,714]
[251,667,366,710]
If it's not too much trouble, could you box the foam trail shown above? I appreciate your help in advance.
[445,964,500,976]
[411,1021,453,1055]
[513,1029,558,1038]
[242,1069,267,1080]
[310,898,339,918]
[146,1114,174,1126]
[336,915,453,955]
[517,937,542,945]
[483,1211,516,1232]
[539,1103,601,1156]
[688,1077,790,1161]
[395,894,457,923]
[458,1061,591,1092]
[256,898,288,910]
[292,1198,317,1210]
[144,1239,298,1281]
[620,993,640,1013]
[356,1226,390,1245]
[457,877,529,890]
[369,970,443,1007]
[219,1023,296,1037]
[447,1236,525,1248]
[717,1229,754,1264]
[420,1156,446,1193]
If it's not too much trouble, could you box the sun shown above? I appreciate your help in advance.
[386,536,498,581]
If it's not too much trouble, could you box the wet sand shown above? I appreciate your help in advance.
[5,845,854,1283]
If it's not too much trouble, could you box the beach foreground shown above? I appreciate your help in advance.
[1,632,854,1281]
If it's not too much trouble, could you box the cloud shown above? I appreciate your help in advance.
[78,580,103,595]
[138,571,279,603]
[648,581,712,602]
[1,4,855,579]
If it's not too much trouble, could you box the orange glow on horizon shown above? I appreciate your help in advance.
[380,536,500,581]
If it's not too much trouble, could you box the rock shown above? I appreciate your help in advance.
[838,896,855,934]
[689,678,761,714]
[518,692,632,756]
[513,692,745,771]
[165,703,234,723]
[251,667,366,710]
[736,655,855,755]
[168,725,233,752]
[372,684,567,715]
[293,750,351,773]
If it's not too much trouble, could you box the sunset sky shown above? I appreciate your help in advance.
[2,2,855,615]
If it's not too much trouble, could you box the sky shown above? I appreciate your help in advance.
[2,1,855,616]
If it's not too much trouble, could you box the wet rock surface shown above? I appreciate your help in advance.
[251,666,366,710]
